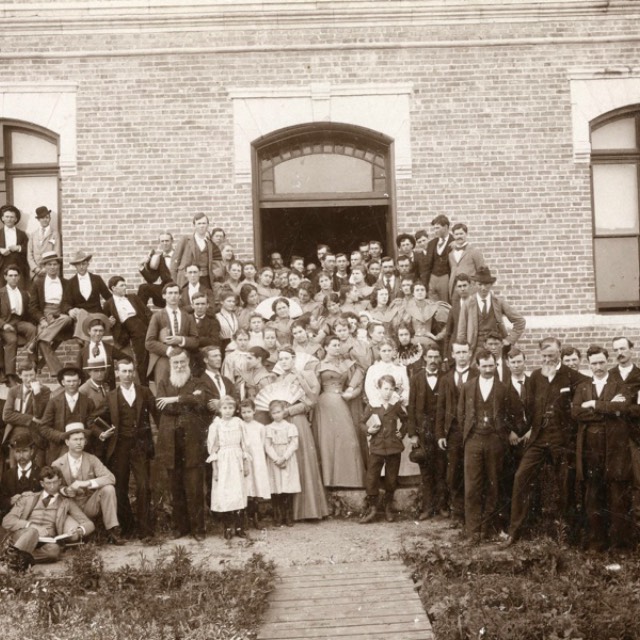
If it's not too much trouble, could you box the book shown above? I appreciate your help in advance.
[38,532,73,544]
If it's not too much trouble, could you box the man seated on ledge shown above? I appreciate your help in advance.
[1,465,94,571]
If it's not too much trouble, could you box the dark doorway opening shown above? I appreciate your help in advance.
[261,205,388,265]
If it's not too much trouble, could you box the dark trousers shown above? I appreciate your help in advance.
[464,431,504,538]
[446,426,465,521]
[365,452,401,497]
[419,431,447,515]
[509,428,570,540]
[630,440,640,539]
[123,317,149,385]
[583,427,632,549]
[109,435,152,537]
[137,283,166,308]
[169,427,205,535]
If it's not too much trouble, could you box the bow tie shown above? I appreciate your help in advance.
[426,373,438,379]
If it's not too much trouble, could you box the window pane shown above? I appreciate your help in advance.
[10,131,58,165]
[594,237,640,304]
[11,175,59,235]
[591,117,636,150]
[274,155,373,194]
[592,164,639,234]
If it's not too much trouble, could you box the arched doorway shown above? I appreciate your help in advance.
[252,123,395,266]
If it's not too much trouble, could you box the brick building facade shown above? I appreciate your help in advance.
[0,0,638,362]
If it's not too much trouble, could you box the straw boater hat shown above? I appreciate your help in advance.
[81,313,112,338]
[83,359,108,372]
[69,250,92,265]
[63,422,91,437]
[40,251,63,267]
[471,266,497,285]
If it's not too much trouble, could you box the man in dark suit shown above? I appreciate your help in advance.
[39,366,97,464]
[145,282,199,385]
[423,215,455,302]
[156,349,212,541]
[443,274,472,366]
[171,213,223,289]
[373,257,403,303]
[0,204,29,287]
[190,293,221,380]
[96,357,159,540]
[75,315,126,388]
[436,341,477,527]
[104,276,152,385]
[178,264,216,313]
[28,251,74,376]
[503,337,585,546]
[64,250,112,341]
[407,346,448,520]
[0,265,37,376]
[2,363,51,467]
[0,433,41,517]
[458,349,520,544]
[138,231,174,308]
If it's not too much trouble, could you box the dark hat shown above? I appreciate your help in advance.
[472,266,497,284]
[35,206,52,219]
[0,204,21,224]
[69,250,92,265]
[395,233,416,248]
[63,422,90,438]
[8,433,35,449]
[408,444,427,464]
[83,359,108,371]
[40,251,63,267]
[81,313,112,338]
[57,366,84,385]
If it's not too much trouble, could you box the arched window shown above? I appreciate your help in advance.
[1,121,60,238]
[590,109,640,311]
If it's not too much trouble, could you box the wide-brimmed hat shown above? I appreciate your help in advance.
[56,366,84,385]
[0,204,21,224]
[8,433,35,449]
[395,233,416,248]
[82,313,112,338]
[40,251,63,267]
[63,422,90,437]
[69,250,92,265]
[35,206,52,219]
[472,266,497,285]
[83,359,108,371]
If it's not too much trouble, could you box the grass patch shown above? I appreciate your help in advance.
[403,538,640,640]
[0,546,276,640]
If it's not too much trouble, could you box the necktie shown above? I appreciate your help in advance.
[214,373,222,393]
[100,385,106,397]
[22,391,30,414]
[92,344,100,358]
[385,278,391,294]
[481,300,487,316]
[43,494,51,507]
[172,310,179,335]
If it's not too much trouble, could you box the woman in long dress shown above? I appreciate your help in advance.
[291,319,325,361]
[312,336,365,488]
[261,346,329,520]
[402,281,449,351]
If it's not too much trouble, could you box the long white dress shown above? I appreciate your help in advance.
[243,419,272,500]
[265,421,301,494]
[207,417,249,512]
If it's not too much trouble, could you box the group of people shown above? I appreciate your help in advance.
[0,203,638,572]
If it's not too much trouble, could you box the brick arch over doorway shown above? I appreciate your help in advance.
[252,122,396,266]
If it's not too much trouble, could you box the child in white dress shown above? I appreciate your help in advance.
[240,399,272,529]
[207,396,250,540]
[264,400,301,527]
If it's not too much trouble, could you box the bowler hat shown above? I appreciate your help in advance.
[0,204,21,224]
[472,266,497,284]
[69,250,92,265]
[81,313,112,338]
[57,366,84,385]
[35,206,51,219]
[395,233,416,248]
[40,251,63,267]
[8,433,35,449]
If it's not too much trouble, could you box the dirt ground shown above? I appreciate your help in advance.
[32,513,458,575]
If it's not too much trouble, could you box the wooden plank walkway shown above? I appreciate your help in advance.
[258,560,434,640]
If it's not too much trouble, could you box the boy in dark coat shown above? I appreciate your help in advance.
[360,375,407,524]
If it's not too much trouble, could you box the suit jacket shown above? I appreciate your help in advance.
[198,370,236,417]
[179,284,216,313]
[373,275,403,302]
[505,375,532,434]
[191,312,221,348]
[0,464,41,516]
[2,384,52,450]
[609,364,640,399]
[2,490,95,537]
[52,451,116,490]
[423,234,454,289]
[0,285,34,326]
[139,250,173,285]
[572,379,631,482]
[64,272,111,313]
[362,402,407,456]
[435,367,479,441]
[448,244,486,297]
[102,293,152,349]
[145,308,199,374]
[98,384,159,462]
[0,227,29,280]
[457,295,526,354]
[171,235,223,287]
[75,342,127,387]
[28,274,71,321]
[407,370,443,437]
[458,377,517,444]
[28,226,60,276]
[39,392,97,463]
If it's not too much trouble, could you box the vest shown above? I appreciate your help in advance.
[117,391,138,438]
[472,384,496,436]
[29,495,59,536]
[193,242,209,272]
[476,302,500,347]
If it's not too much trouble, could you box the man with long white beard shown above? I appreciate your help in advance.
[155,349,212,541]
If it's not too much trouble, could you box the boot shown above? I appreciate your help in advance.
[235,510,247,538]
[284,495,294,527]
[223,513,234,540]
[359,496,378,524]
[249,498,262,529]
[272,496,283,527]
[384,493,395,523]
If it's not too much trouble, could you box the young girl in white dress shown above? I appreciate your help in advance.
[264,400,301,527]
[207,396,250,540]
[240,399,272,529]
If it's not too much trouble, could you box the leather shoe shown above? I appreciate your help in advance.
[191,532,206,542]
[172,530,188,539]
[418,510,432,521]
[498,535,517,549]
[107,526,125,546]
